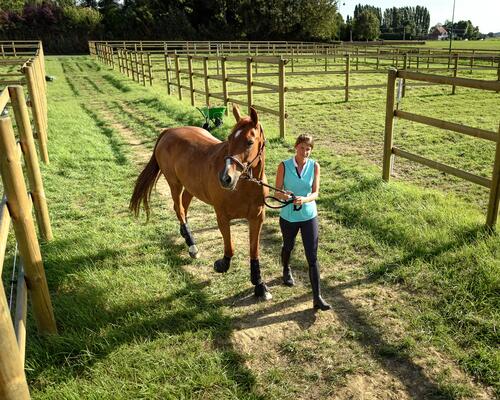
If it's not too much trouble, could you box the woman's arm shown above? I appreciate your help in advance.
[293,162,320,206]
[275,162,292,201]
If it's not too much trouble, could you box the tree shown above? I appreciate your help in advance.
[353,9,379,40]
[353,3,381,24]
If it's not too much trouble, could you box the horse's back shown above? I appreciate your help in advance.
[158,126,221,150]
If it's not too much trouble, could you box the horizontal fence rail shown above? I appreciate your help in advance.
[382,68,500,228]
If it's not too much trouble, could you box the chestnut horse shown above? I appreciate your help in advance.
[130,105,271,300]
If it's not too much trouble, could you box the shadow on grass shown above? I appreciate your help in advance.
[320,174,487,267]
[29,226,264,398]
[103,74,131,93]
[324,277,453,399]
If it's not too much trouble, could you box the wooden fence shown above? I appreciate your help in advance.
[165,54,287,137]
[117,48,153,86]
[0,84,56,400]
[0,41,49,164]
[92,41,499,139]
[382,69,500,228]
[90,40,500,70]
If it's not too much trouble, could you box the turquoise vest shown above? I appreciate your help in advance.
[279,157,318,222]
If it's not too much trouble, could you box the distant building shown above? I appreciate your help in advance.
[429,25,448,40]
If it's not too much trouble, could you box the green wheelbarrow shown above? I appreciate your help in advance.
[197,106,226,131]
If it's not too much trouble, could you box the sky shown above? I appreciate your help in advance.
[337,0,500,34]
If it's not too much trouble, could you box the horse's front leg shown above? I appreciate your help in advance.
[249,213,272,300]
[213,211,233,273]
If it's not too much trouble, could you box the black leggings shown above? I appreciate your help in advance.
[279,216,319,268]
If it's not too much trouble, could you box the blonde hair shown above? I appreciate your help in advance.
[294,134,314,149]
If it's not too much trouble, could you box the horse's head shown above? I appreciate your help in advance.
[219,105,265,190]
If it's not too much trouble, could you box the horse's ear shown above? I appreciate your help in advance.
[250,107,259,126]
[232,104,242,122]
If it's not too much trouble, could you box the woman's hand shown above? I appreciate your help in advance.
[277,190,293,201]
[293,196,305,205]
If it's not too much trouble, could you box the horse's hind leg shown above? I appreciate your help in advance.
[167,181,199,259]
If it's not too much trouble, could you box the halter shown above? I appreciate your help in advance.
[224,124,301,210]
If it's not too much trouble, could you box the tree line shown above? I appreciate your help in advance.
[343,4,430,41]
[0,1,487,54]
[0,0,341,53]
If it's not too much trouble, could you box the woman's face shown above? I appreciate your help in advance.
[295,142,312,160]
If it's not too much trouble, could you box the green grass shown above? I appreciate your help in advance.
[3,54,498,399]
[421,37,500,51]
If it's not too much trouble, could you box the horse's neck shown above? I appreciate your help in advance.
[254,150,265,179]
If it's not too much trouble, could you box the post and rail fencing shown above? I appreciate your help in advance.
[90,41,499,142]
[0,41,49,164]
[117,48,153,86]
[0,85,56,400]
[382,68,500,228]
[164,53,288,138]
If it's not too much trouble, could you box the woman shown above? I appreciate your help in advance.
[275,134,331,311]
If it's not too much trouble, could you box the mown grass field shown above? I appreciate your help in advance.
[2,50,498,399]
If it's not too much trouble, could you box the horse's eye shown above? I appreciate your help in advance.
[247,140,254,147]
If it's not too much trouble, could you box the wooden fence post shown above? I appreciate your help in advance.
[203,57,210,106]
[129,51,134,81]
[221,57,228,116]
[147,53,153,86]
[0,117,57,334]
[174,53,182,101]
[24,65,49,164]
[124,51,129,78]
[246,57,253,114]
[345,54,350,102]
[497,58,500,93]
[9,86,52,241]
[134,51,139,83]
[470,50,475,73]
[486,124,500,228]
[118,48,122,74]
[0,281,30,400]
[187,56,195,106]
[278,57,286,139]
[452,54,459,95]
[164,54,171,95]
[376,48,380,70]
[382,69,397,181]
[402,53,408,98]
[140,52,146,86]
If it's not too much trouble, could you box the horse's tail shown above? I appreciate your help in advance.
[129,131,166,220]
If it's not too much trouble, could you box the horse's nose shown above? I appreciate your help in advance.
[218,170,233,188]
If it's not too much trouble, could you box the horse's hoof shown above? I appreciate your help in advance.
[254,283,272,301]
[188,245,199,259]
[214,258,230,273]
